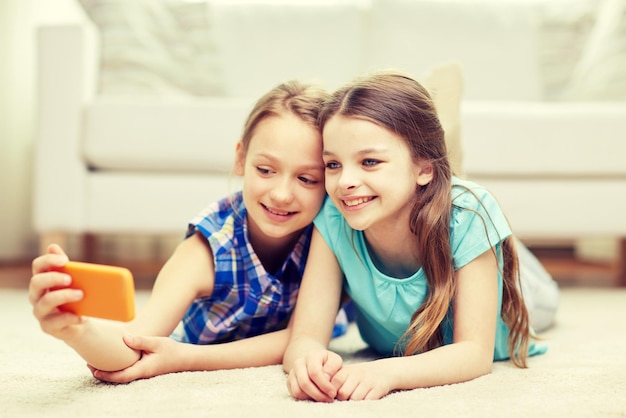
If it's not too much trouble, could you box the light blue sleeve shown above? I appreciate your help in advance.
[450,181,512,270]
[313,195,346,252]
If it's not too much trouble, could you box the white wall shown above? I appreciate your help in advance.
[0,0,85,261]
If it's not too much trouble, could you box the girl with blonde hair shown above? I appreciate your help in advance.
[30,80,332,382]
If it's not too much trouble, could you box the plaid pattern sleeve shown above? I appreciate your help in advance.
[175,192,312,344]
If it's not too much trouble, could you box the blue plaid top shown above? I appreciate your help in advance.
[176,191,312,344]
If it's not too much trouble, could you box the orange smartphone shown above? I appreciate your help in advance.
[54,261,136,322]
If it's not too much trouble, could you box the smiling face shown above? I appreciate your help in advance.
[322,115,433,234]
[234,112,326,250]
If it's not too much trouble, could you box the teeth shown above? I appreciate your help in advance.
[344,197,372,207]
[267,207,290,216]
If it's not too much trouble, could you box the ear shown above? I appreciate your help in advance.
[414,160,434,186]
[233,141,245,176]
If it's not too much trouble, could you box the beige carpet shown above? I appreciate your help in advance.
[2,287,625,418]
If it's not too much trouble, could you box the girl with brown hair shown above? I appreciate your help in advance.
[283,71,557,401]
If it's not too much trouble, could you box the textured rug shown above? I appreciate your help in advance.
[2,287,625,418]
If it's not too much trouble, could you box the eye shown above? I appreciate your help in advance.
[256,166,273,175]
[362,158,380,167]
[325,161,341,170]
[298,176,319,185]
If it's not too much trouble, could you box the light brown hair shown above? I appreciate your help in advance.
[318,70,531,367]
[239,80,329,155]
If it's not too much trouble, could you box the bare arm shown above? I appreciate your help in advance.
[329,248,499,400]
[29,232,215,371]
[88,325,294,383]
[283,228,345,402]
[88,228,306,382]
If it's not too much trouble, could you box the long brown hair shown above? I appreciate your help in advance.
[318,70,530,367]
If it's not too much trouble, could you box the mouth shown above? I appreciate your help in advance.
[262,203,296,217]
[342,196,375,208]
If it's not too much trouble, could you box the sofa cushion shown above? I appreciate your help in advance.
[82,98,253,173]
[210,0,369,98]
[78,0,602,102]
[369,0,543,101]
[82,63,466,175]
[537,0,598,100]
[561,0,626,100]
[78,0,223,97]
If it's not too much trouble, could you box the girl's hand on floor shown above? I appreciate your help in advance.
[88,335,183,383]
[330,360,393,401]
[286,349,343,402]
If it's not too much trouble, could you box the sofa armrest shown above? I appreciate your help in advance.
[461,101,626,238]
[33,22,98,233]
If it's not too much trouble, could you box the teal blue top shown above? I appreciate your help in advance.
[314,177,546,359]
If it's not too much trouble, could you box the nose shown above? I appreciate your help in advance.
[336,166,359,191]
[269,177,295,204]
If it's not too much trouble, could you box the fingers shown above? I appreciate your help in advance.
[29,244,77,328]
[32,244,69,275]
[37,310,84,335]
[45,243,68,258]
[286,367,334,403]
[30,277,83,337]
[336,382,372,401]
[331,365,390,401]
[30,244,71,306]
[285,351,344,402]
[307,352,341,401]
[122,335,156,352]
[92,368,136,384]
[334,378,374,401]
[286,358,334,402]
[88,364,140,384]
[88,337,165,384]
[28,271,72,305]
[31,286,82,319]
[30,283,83,339]
[332,369,355,401]
[322,352,343,377]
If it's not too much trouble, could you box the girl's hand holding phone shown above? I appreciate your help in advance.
[29,245,135,342]
[51,261,135,322]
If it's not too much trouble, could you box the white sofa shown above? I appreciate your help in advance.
[33,0,626,284]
